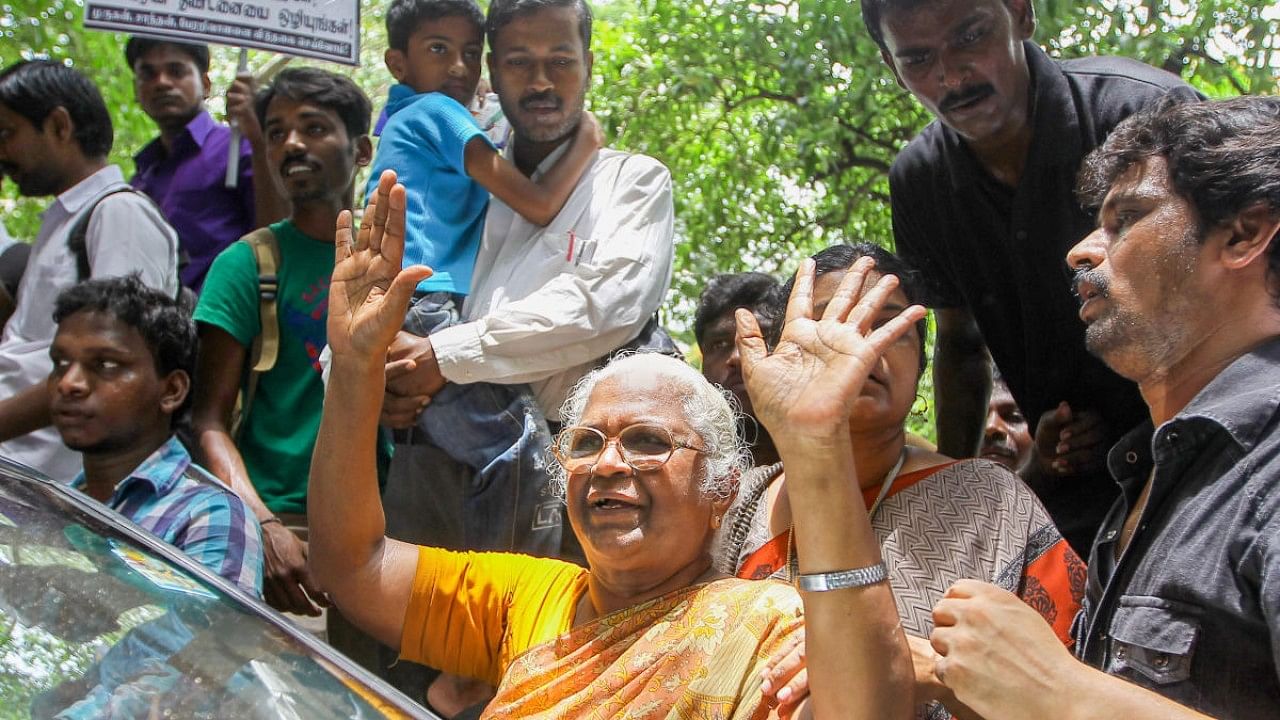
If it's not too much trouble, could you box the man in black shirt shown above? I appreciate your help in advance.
[860,0,1200,553]
[926,94,1280,720]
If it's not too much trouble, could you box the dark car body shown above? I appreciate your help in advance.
[0,456,438,719]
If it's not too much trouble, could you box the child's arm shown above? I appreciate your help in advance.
[463,111,604,226]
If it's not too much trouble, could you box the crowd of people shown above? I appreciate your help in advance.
[0,0,1277,717]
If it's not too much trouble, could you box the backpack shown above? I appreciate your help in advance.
[67,186,197,312]
[230,227,281,442]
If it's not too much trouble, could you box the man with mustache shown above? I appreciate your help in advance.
[978,370,1033,474]
[376,0,674,564]
[861,0,1200,554]
[190,68,376,624]
[125,37,287,291]
[926,94,1280,720]
[0,60,178,483]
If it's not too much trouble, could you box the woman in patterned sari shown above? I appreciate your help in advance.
[306,172,921,719]
[717,244,1086,720]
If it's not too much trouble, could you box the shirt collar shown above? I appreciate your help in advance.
[503,135,572,181]
[375,85,420,136]
[187,110,216,145]
[70,436,193,500]
[52,165,126,216]
[387,83,418,104]
[1021,41,1083,167]
[134,110,215,166]
[1175,336,1280,452]
[1107,336,1280,479]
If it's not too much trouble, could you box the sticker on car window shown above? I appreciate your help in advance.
[109,540,216,599]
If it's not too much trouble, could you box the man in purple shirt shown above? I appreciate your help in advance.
[126,37,285,290]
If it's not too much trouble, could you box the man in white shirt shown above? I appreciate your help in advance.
[377,0,674,561]
[0,60,178,481]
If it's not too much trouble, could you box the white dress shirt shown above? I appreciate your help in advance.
[0,165,179,481]
[430,144,675,420]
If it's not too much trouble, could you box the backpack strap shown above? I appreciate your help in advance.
[231,227,281,443]
[67,186,190,306]
[244,227,281,373]
[68,187,139,282]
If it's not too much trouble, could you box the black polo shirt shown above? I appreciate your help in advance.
[1074,338,1280,718]
[890,41,1201,551]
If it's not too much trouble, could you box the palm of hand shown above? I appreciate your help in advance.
[747,316,882,433]
[329,230,402,355]
[327,172,431,359]
[738,257,925,440]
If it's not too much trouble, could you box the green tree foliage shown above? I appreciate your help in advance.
[583,0,1275,437]
[0,0,1274,433]
[4,0,1273,290]
[588,0,1278,313]
[0,0,396,239]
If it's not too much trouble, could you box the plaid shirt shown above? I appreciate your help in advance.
[73,436,263,596]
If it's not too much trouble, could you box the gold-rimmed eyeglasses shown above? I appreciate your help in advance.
[552,423,707,474]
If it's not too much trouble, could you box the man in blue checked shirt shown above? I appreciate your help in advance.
[48,275,262,596]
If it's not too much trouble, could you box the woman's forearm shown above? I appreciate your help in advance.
[307,356,390,587]
[781,431,914,720]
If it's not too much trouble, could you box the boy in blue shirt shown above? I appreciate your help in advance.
[368,0,600,558]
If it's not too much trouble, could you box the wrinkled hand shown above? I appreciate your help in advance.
[328,170,432,363]
[930,580,1080,719]
[225,72,262,147]
[1033,402,1109,476]
[760,635,807,719]
[736,256,927,442]
[759,633,984,720]
[260,522,329,616]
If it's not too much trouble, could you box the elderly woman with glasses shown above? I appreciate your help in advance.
[308,172,919,719]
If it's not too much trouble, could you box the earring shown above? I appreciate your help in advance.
[711,515,722,529]
[912,392,931,418]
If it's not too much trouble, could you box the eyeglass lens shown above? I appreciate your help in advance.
[560,424,676,470]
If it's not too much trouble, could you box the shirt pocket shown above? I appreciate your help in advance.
[1108,596,1199,685]
[526,228,636,276]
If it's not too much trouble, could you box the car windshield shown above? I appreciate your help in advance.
[0,463,427,719]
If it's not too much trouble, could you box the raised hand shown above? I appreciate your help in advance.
[328,169,432,361]
[225,72,262,147]
[736,256,927,442]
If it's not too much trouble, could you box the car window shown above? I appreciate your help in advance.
[0,467,426,719]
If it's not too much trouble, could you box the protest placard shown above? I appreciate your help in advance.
[83,0,360,66]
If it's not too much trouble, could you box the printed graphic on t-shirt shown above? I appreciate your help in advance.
[283,275,330,375]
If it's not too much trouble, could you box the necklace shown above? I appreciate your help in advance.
[784,445,909,578]
[867,446,909,519]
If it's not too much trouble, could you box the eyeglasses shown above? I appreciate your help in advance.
[552,423,707,474]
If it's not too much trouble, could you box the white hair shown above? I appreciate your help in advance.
[548,353,751,501]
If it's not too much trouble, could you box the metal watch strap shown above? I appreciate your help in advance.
[795,562,889,592]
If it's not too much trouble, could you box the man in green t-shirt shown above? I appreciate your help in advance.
[191,68,372,618]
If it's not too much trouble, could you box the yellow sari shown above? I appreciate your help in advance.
[487,579,803,719]
[398,547,802,719]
